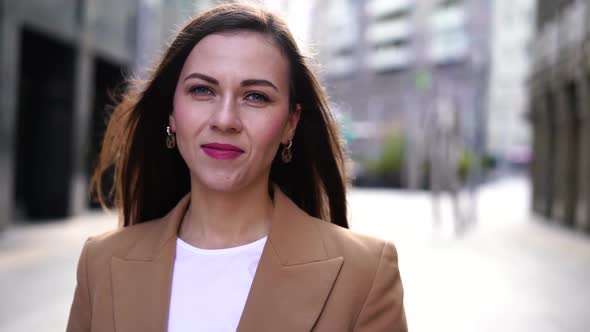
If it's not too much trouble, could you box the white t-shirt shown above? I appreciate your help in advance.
[167,236,267,332]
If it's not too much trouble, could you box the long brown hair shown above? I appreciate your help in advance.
[92,3,349,228]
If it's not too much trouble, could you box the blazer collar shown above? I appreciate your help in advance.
[110,195,189,332]
[122,194,190,261]
[111,187,343,332]
[237,187,344,331]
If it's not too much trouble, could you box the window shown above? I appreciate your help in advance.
[437,0,462,9]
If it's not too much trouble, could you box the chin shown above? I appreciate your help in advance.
[194,172,249,193]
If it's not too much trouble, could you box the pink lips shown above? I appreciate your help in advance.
[201,143,244,160]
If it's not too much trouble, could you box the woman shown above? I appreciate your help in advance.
[67,3,407,331]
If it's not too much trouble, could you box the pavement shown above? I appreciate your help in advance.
[349,176,590,332]
[1,176,589,332]
[0,212,116,332]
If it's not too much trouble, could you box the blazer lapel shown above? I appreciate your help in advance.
[237,188,344,332]
[110,188,343,332]
[111,195,189,332]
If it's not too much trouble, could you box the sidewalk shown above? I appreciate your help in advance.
[1,176,589,332]
[349,176,590,332]
[0,212,116,331]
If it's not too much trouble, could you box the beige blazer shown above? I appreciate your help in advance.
[66,188,407,331]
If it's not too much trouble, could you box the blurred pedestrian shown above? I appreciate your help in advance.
[66,3,407,331]
[426,90,466,234]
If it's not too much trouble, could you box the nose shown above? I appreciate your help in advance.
[209,96,243,133]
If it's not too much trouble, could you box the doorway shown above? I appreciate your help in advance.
[87,57,126,208]
[564,82,580,226]
[14,28,75,220]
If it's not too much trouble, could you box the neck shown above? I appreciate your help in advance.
[179,177,274,249]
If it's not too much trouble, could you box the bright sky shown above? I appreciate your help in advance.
[263,0,314,44]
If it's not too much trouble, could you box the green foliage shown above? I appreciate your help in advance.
[457,150,474,180]
[481,154,497,171]
[457,151,496,180]
[367,133,404,177]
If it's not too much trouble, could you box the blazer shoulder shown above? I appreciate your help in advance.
[310,217,398,269]
[83,217,166,264]
[310,217,406,330]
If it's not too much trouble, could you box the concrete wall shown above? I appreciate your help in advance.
[530,0,590,233]
[0,0,135,228]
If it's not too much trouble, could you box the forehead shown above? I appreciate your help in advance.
[180,31,289,85]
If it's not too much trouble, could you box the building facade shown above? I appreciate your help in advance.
[529,0,590,232]
[0,0,212,230]
[311,0,492,188]
[486,0,536,166]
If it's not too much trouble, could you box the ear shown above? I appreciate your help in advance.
[282,104,301,143]
[169,113,176,132]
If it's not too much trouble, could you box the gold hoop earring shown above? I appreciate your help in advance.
[281,140,293,163]
[166,126,176,149]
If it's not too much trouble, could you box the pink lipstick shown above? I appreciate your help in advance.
[201,143,244,160]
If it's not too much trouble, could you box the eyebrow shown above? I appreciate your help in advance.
[183,72,218,85]
[241,79,279,92]
[183,72,279,92]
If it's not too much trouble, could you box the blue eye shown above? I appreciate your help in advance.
[245,92,270,103]
[189,85,214,96]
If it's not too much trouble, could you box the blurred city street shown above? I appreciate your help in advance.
[1,0,590,331]
[1,176,589,332]
[350,176,590,332]
[0,211,116,332]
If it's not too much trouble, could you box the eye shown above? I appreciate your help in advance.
[245,92,270,103]
[188,85,214,96]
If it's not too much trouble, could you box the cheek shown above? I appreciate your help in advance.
[173,109,193,133]
[172,98,206,138]
[253,114,288,149]
[172,91,189,126]
[171,99,205,165]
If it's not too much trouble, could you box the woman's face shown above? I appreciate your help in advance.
[170,31,300,193]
